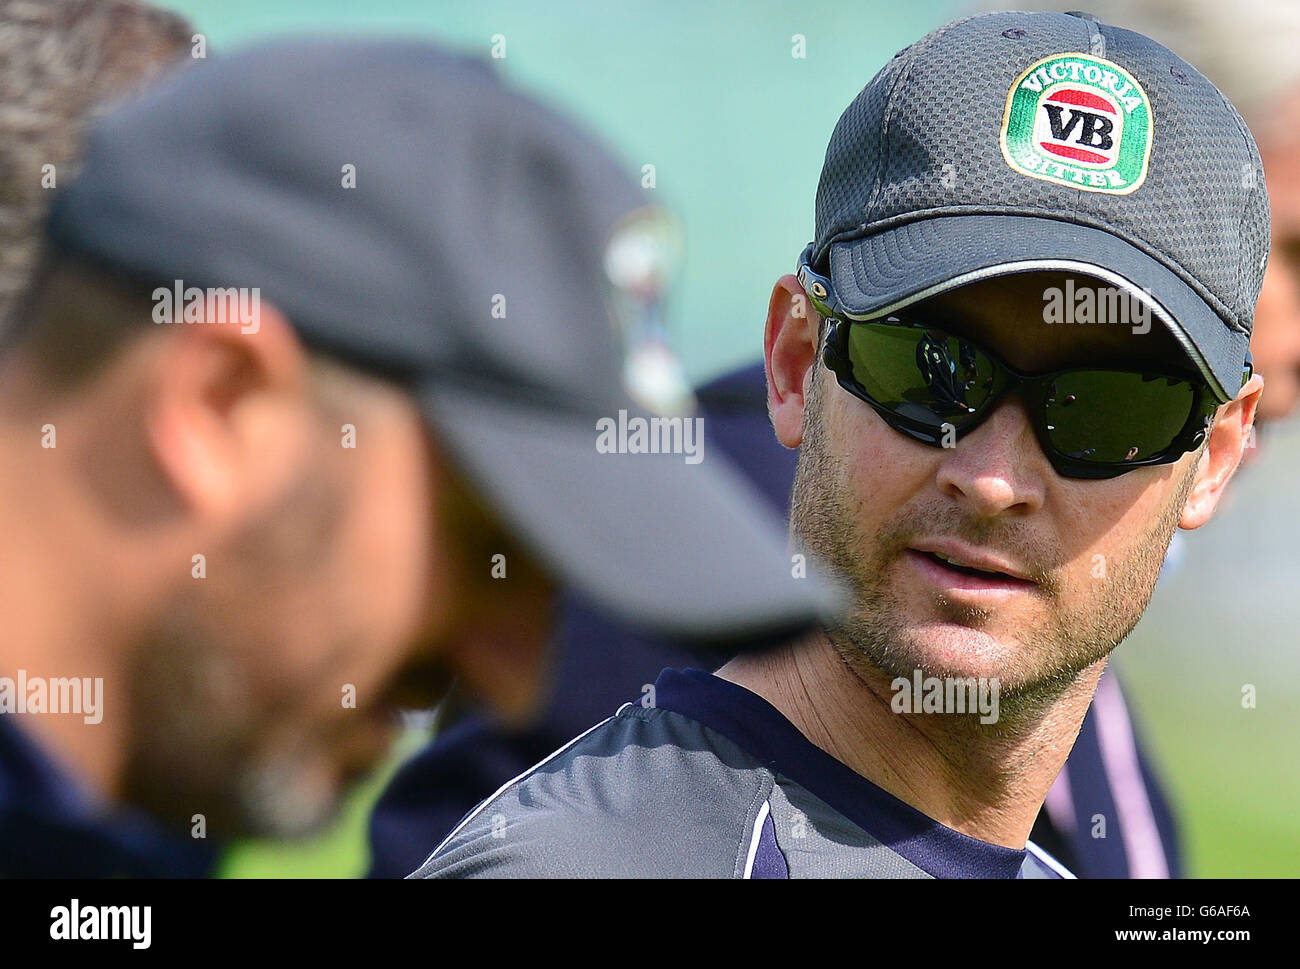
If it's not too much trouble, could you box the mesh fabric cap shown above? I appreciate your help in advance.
[810,10,1269,401]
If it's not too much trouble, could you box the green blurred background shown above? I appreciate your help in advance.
[154,0,1299,877]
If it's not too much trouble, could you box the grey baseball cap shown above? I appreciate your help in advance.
[45,37,844,641]
[802,9,1269,402]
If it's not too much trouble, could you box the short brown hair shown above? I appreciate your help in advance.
[0,0,195,331]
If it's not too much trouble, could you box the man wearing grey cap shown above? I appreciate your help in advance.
[0,37,837,868]
[412,10,1264,878]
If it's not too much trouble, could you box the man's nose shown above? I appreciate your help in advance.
[934,398,1048,518]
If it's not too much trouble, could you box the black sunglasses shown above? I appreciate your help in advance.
[802,272,1247,480]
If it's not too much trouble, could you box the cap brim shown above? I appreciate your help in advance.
[420,384,846,643]
[827,215,1248,401]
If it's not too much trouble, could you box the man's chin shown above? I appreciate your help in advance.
[233,759,352,839]
[901,625,1110,706]
[842,619,1060,693]
[230,715,398,838]
[901,622,1022,678]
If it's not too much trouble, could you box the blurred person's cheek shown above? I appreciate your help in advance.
[238,406,442,820]
[434,489,557,725]
[353,417,439,657]
[319,404,445,712]
[1250,251,1300,424]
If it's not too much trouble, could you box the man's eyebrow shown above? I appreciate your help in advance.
[1056,330,1206,383]
[916,295,1203,381]
[907,299,983,334]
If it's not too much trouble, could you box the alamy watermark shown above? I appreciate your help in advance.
[1043,279,1150,334]
[891,670,1000,724]
[0,669,103,724]
[596,409,703,464]
[50,899,150,949]
[152,279,260,334]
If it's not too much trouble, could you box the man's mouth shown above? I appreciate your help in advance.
[904,543,1037,600]
[923,550,1020,581]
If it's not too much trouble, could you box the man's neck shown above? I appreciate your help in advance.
[716,630,1103,850]
[0,423,128,801]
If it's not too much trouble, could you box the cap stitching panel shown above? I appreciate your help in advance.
[868,48,922,231]
[1235,189,1253,332]
[1223,98,1262,331]
[1073,18,1104,220]
[871,14,984,227]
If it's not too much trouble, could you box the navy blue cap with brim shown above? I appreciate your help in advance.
[808,10,1268,405]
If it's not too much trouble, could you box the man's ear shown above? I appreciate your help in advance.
[765,273,822,448]
[145,301,316,528]
[1180,372,1264,529]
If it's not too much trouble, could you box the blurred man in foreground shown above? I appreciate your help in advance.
[0,36,838,875]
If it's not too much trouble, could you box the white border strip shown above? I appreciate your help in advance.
[742,799,772,879]
[1026,839,1077,879]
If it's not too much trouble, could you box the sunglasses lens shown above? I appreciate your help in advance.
[839,319,1200,470]
[1042,371,1196,464]
[845,322,1000,433]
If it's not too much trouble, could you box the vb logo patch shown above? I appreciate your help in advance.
[1001,53,1152,194]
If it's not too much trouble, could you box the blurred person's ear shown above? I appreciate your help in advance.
[1179,373,1264,530]
[145,302,318,529]
[766,273,822,449]
[1249,247,1300,425]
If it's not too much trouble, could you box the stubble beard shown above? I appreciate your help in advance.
[122,456,352,840]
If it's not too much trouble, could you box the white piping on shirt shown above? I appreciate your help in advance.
[742,799,772,879]
[1026,839,1077,879]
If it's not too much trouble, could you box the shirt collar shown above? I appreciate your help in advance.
[651,667,1030,879]
[0,715,218,877]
